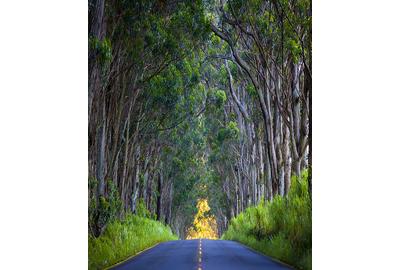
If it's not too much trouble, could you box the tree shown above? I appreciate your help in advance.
[88,0,311,239]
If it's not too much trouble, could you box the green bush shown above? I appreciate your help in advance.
[88,214,178,270]
[135,198,157,220]
[222,170,311,270]
[89,180,123,237]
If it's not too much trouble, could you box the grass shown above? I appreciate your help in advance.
[88,214,178,270]
[222,170,312,270]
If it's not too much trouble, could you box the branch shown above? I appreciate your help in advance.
[224,59,250,121]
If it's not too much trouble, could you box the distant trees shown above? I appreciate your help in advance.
[186,199,218,239]
[88,0,311,239]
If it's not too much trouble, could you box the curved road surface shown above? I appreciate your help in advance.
[111,239,293,270]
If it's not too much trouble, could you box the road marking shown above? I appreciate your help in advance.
[104,242,160,270]
[198,239,203,270]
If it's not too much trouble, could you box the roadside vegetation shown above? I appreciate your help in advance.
[88,180,177,270]
[88,211,177,270]
[222,171,311,270]
[89,0,311,268]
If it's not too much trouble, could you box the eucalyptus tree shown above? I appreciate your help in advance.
[88,0,311,238]
[208,0,311,199]
[88,0,210,236]
[188,0,312,233]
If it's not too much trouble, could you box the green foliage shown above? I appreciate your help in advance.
[224,0,311,66]
[215,90,227,107]
[286,38,302,63]
[245,84,258,98]
[88,180,123,236]
[89,37,112,65]
[222,170,311,270]
[135,198,156,220]
[88,0,311,257]
[88,214,178,270]
[216,121,239,143]
[108,180,123,219]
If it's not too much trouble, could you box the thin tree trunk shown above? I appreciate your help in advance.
[96,100,106,197]
[156,172,163,221]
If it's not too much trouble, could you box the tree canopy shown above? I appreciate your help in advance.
[88,0,311,239]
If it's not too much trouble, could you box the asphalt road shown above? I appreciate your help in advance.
[111,239,293,270]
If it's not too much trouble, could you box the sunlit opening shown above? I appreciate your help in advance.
[186,199,218,239]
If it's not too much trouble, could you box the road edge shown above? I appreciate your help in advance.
[103,242,161,270]
[232,240,298,270]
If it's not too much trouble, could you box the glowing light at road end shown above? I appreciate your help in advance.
[186,199,218,239]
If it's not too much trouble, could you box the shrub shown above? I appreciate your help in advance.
[88,180,123,237]
[135,198,156,220]
[88,214,178,270]
[222,170,312,270]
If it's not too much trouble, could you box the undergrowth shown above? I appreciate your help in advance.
[222,170,311,270]
[88,213,178,270]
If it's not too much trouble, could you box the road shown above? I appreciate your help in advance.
[110,239,293,270]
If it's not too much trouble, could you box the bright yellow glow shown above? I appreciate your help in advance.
[186,199,218,239]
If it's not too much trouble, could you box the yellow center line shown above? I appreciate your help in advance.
[198,239,203,270]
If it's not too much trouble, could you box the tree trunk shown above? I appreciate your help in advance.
[96,101,106,197]
[156,172,163,221]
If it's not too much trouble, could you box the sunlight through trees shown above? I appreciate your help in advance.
[186,199,218,239]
